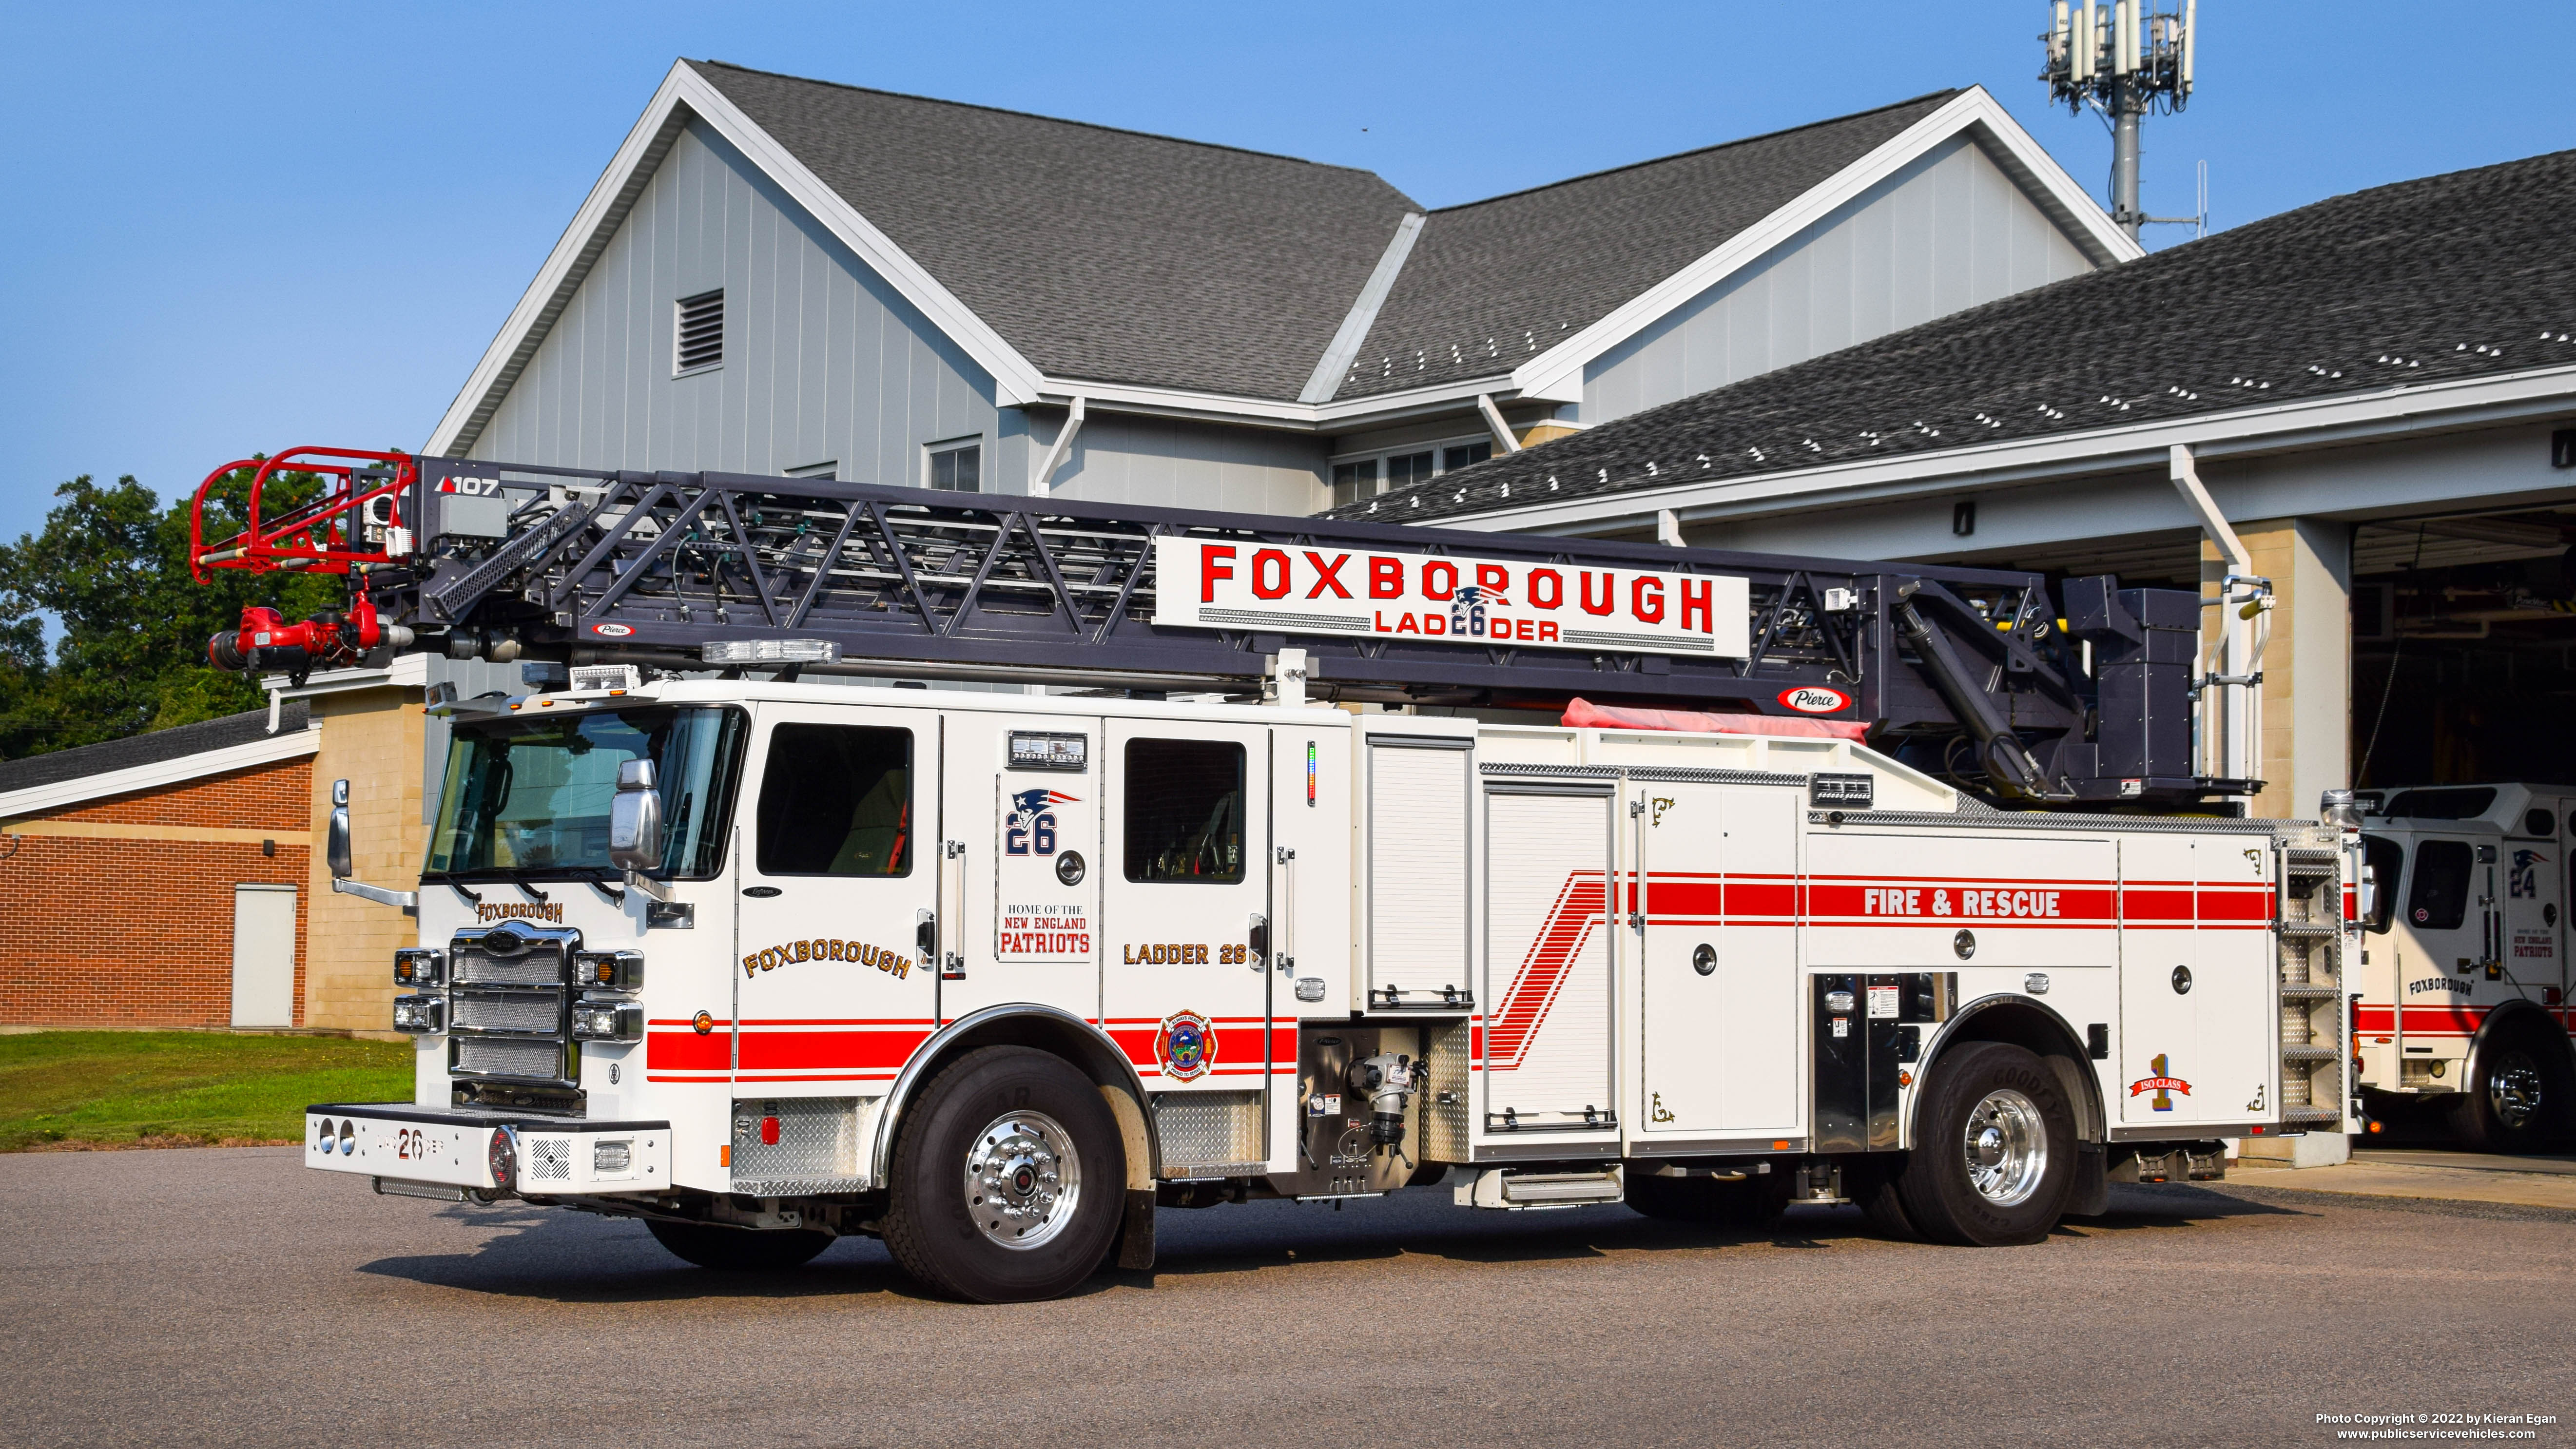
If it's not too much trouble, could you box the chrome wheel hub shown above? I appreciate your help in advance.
[1961,1088,2048,1207]
[2490,1051,2544,1130]
[964,1110,1082,1250]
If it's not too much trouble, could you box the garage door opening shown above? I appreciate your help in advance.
[2351,507,2576,790]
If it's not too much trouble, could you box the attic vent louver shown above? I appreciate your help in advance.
[675,290,724,373]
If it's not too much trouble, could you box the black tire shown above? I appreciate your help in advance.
[1895,1041,2075,1247]
[2450,1025,2574,1153]
[881,1046,1126,1303]
[1847,1156,1922,1241]
[1624,1168,1791,1231]
[1624,1171,1710,1221]
[646,1218,833,1271]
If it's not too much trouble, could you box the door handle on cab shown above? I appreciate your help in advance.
[1246,913,1269,971]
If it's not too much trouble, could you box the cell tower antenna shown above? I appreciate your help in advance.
[2042,0,2201,242]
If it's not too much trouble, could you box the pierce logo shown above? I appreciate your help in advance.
[1779,686,1850,715]
[589,623,635,638]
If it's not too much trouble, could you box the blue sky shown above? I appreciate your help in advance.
[2,1,2568,544]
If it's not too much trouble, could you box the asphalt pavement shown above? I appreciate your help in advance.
[2,1147,2570,1448]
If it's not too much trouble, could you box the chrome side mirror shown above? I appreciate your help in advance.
[328,778,352,879]
[2359,866,2380,926]
[607,759,663,872]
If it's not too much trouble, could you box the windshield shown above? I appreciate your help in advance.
[425,706,744,880]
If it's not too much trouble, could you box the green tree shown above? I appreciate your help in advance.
[0,468,342,758]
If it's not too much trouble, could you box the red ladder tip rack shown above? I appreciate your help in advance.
[188,445,419,583]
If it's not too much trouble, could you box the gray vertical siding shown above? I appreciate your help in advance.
[469,121,998,484]
[1583,135,2094,425]
[1042,413,1329,514]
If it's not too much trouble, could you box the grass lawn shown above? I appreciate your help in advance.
[0,1031,415,1151]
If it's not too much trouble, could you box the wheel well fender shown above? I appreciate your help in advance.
[1909,994,2106,1149]
[2464,997,2576,1089]
[870,1004,1158,1190]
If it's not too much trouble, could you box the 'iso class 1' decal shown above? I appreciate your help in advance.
[1779,685,1850,715]
[589,623,635,638]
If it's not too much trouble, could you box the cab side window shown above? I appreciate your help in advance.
[756,724,912,876]
[1123,739,1245,883]
[2404,839,2472,931]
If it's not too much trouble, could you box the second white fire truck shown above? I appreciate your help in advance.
[194,447,2359,1302]
[2349,783,2576,1151]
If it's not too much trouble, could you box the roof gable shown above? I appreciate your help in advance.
[1333,92,1963,401]
[432,66,2131,453]
[1334,147,2576,526]
[690,62,1421,402]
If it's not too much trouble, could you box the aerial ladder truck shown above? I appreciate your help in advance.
[192,445,2358,1302]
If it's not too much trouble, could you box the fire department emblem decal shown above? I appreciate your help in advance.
[1157,1010,1215,1081]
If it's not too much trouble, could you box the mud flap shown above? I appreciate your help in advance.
[1113,1187,1156,1272]
[2063,1141,2110,1219]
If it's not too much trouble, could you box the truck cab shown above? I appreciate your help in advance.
[2354,783,2576,1149]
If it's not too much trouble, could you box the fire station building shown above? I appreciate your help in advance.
[1349,148,2576,834]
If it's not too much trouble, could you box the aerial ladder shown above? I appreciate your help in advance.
[189,445,2251,808]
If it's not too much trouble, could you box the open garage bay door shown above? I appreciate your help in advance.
[2351,504,2576,789]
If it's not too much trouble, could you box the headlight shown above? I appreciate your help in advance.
[391,994,445,1034]
[571,949,644,991]
[393,947,445,986]
[570,1002,643,1043]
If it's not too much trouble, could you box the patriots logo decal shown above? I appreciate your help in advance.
[1009,788,1080,826]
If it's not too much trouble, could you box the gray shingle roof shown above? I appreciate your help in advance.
[0,702,310,802]
[690,61,1421,402]
[1332,147,2576,524]
[1327,92,1962,402]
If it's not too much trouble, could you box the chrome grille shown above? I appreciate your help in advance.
[451,990,562,1034]
[451,948,566,988]
[1152,1090,1263,1173]
[454,1036,565,1081]
[449,920,579,987]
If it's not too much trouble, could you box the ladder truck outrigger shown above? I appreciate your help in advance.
[194,445,2360,1302]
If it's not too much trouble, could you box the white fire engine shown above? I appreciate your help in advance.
[2350,783,2575,1150]
[296,676,2357,1301]
[184,446,2359,1302]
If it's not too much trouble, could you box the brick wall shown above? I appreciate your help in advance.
[0,756,314,1028]
[304,689,426,1032]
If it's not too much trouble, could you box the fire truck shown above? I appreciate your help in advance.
[2349,784,2576,1151]
[194,447,2358,1302]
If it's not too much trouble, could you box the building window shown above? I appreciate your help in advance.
[1123,738,1245,884]
[1329,435,1494,505]
[674,290,723,374]
[926,439,982,492]
[1385,450,1435,490]
[1330,459,1377,509]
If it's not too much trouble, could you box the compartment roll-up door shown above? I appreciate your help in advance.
[1367,737,1472,1005]
[1482,784,1616,1129]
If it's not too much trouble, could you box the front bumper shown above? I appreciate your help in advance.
[305,1103,672,1196]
